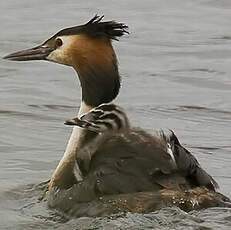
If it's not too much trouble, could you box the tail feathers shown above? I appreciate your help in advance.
[174,139,219,191]
[157,129,219,191]
[193,166,219,191]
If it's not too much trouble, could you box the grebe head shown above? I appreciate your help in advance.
[3,15,128,107]
[65,103,130,133]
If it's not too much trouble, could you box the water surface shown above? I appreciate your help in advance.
[0,0,231,229]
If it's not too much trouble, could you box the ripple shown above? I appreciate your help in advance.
[152,105,231,123]
[172,68,225,75]
[0,109,59,121]
[28,104,77,111]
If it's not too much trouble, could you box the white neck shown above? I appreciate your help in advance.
[49,101,92,189]
[63,101,92,158]
[78,101,93,117]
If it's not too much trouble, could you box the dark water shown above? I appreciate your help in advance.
[1,0,231,229]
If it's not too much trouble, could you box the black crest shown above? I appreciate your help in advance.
[55,15,129,40]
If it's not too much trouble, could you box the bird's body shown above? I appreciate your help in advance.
[4,15,230,216]
[65,103,218,193]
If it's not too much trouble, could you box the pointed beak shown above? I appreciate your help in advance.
[64,118,81,126]
[3,45,54,61]
[64,118,89,128]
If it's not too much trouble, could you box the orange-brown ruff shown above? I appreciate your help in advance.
[3,15,230,217]
[68,36,115,69]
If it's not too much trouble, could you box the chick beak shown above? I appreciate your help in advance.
[64,118,81,126]
[64,118,90,129]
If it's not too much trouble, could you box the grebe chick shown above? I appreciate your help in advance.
[65,103,130,133]
[64,103,130,174]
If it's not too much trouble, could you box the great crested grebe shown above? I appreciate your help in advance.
[4,15,230,216]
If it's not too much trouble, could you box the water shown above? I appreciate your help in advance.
[0,0,231,229]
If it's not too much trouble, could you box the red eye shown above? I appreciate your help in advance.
[55,38,63,48]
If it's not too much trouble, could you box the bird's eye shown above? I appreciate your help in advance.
[55,38,63,48]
